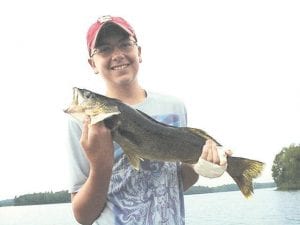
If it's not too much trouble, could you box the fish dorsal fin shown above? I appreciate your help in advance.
[125,151,144,170]
[182,127,221,146]
[135,109,177,128]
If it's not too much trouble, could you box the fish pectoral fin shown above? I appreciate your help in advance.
[126,152,143,170]
[90,111,120,125]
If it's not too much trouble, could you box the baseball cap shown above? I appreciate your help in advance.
[86,15,137,56]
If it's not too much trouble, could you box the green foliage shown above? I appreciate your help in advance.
[272,144,300,190]
[13,190,71,206]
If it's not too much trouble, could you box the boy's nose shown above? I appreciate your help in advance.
[111,48,125,60]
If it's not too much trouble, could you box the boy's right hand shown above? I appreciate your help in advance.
[80,116,114,170]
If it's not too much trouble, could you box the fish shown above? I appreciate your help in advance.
[64,87,265,198]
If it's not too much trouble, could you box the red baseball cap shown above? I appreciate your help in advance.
[86,15,137,56]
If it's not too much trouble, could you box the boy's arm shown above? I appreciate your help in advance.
[71,119,114,225]
[181,163,199,191]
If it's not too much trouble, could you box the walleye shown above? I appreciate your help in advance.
[64,87,264,198]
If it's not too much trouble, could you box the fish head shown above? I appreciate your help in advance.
[64,87,121,124]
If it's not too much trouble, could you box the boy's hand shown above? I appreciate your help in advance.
[193,139,233,178]
[80,116,114,170]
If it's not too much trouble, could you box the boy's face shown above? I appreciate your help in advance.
[89,29,141,88]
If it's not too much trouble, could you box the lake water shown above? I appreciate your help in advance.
[0,189,299,225]
[185,188,300,225]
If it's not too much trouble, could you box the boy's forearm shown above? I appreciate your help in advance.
[181,163,199,191]
[71,165,113,225]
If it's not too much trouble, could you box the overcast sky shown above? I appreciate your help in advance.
[0,0,299,200]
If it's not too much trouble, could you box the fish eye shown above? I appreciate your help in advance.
[83,91,95,99]
[83,91,92,98]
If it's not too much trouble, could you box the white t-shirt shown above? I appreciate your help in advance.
[67,92,187,225]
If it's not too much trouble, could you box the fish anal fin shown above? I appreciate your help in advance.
[125,151,144,170]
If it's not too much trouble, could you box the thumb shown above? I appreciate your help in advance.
[80,116,90,148]
[217,147,233,166]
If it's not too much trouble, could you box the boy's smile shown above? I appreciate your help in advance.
[110,63,130,71]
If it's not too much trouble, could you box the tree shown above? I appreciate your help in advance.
[272,144,300,190]
[14,190,71,206]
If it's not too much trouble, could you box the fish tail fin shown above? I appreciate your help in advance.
[226,157,265,198]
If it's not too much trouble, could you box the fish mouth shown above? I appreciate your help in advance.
[64,87,84,113]
[111,63,130,70]
[73,87,81,104]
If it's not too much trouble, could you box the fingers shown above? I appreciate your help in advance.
[201,139,220,164]
[80,116,90,149]
[206,140,213,162]
[218,147,227,166]
[211,141,220,164]
[200,141,209,159]
[225,149,233,156]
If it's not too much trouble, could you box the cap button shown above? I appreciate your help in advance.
[98,15,112,23]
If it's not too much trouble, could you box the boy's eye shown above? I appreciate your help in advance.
[119,41,135,50]
[98,45,113,54]
[119,42,131,49]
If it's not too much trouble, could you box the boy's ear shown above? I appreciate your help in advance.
[88,58,95,68]
[138,46,142,63]
[88,58,99,74]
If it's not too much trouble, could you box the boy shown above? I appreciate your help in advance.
[68,15,229,225]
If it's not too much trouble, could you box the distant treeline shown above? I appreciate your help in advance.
[0,190,71,207]
[0,183,276,207]
[184,182,276,195]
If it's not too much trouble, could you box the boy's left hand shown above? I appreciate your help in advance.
[193,139,233,178]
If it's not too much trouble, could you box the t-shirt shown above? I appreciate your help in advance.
[67,92,187,225]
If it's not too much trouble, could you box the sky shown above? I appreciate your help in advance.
[0,0,299,200]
